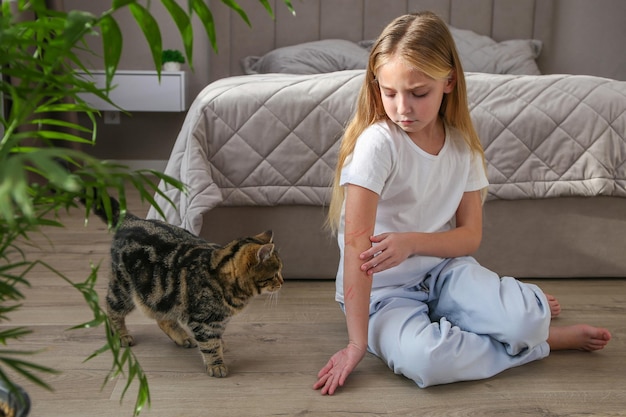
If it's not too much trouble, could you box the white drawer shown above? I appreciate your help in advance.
[77,70,188,112]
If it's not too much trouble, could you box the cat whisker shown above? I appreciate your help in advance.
[265,291,280,308]
[265,292,275,308]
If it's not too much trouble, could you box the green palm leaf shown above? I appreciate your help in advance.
[129,3,162,75]
[100,15,123,88]
[161,0,193,68]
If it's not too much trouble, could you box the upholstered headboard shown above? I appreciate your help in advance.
[208,0,625,82]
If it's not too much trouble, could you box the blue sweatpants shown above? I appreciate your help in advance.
[366,256,551,387]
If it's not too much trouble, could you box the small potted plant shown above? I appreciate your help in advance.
[162,49,185,71]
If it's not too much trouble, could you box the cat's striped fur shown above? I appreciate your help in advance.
[90,197,283,377]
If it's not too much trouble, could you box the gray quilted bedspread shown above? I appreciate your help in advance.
[147,70,626,234]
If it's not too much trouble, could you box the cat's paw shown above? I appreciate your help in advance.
[120,334,135,347]
[206,364,228,378]
[176,338,197,348]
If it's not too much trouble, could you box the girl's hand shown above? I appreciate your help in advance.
[313,342,366,395]
[359,233,413,275]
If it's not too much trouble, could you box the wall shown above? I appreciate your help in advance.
[72,0,625,167]
[209,0,545,80]
[540,0,625,79]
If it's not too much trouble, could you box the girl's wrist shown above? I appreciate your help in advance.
[348,340,367,353]
[409,231,422,256]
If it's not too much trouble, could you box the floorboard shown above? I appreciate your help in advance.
[3,193,625,417]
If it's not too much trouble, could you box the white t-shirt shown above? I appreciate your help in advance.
[335,120,489,302]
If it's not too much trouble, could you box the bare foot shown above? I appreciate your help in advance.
[548,324,611,351]
[545,293,561,318]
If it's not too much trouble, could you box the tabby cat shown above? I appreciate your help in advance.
[89,196,283,377]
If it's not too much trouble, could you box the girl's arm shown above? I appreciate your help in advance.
[359,190,483,275]
[313,184,378,395]
[343,185,378,350]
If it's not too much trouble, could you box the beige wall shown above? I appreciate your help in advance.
[540,0,625,79]
[70,0,624,164]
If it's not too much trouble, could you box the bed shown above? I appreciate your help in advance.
[147,0,626,280]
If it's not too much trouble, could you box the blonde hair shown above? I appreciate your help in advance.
[326,11,486,234]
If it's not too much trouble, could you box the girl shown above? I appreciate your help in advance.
[313,11,611,395]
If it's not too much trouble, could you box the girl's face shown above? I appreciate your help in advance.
[377,57,454,140]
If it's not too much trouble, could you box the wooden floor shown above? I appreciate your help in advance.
[5,193,625,417]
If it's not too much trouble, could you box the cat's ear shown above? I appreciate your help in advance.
[257,243,275,263]
[255,230,273,243]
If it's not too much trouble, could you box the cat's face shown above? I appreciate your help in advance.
[252,240,283,295]
[240,231,284,295]
[254,252,283,294]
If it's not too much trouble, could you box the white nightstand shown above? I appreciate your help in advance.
[77,70,189,112]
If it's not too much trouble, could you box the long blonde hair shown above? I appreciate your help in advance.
[326,11,486,234]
